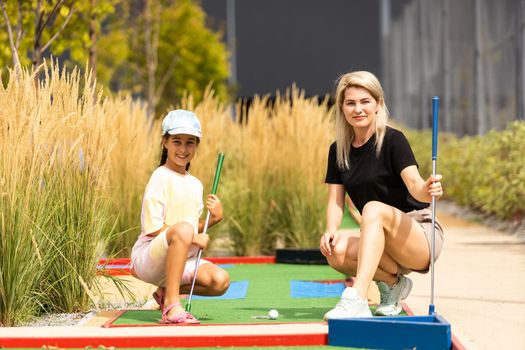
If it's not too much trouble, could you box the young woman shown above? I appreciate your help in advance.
[320,71,444,319]
[131,109,229,324]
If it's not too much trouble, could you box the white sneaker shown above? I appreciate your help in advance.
[375,275,413,316]
[323,287,373,320]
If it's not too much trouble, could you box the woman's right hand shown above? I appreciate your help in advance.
[320,231,339,257]
[193,234,209,249]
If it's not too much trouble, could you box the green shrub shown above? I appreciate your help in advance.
[405,121,525,221]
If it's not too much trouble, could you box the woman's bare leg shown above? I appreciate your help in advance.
[326,232,399,286]
[352,201,430,299]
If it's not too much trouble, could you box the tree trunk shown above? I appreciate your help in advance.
[32,0,43,71]
[144,0,158,117]
[0,0,22,74]
[88,0,97,78]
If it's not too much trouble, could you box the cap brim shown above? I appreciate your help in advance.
[166,127,201,138]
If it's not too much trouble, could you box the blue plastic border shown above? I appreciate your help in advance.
[328,314,451,350]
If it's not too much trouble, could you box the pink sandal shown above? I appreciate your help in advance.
[152,288,165,309]
[160,302,200,325]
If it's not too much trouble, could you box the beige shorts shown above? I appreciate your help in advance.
[399,208,444,275]
[131,230,209,287]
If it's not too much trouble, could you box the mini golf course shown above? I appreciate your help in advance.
[0,209,464,349]
[106,263,375,327]
[0,257,463,349]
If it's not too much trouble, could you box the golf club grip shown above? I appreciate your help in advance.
[432,96,439,161]
[211,153,225,194]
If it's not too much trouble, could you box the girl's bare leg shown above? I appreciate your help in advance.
[164,222,194,317]
[179,264,230,296]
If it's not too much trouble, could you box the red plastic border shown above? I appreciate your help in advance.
[97,256,276,276]
[99,256,275,265]
[0,333,327,348]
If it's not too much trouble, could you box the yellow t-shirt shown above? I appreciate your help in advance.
[138,166,203,243]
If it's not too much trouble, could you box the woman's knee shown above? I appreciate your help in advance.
[361,201,388,223]
[330,242,348,261]
[326,236,358,271]
[166,222,194,245]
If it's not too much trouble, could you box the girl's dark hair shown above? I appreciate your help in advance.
[159,147,169,166]
[159,134,200,171]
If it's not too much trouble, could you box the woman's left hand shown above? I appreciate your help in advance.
[425,174,443,199]
[206,194,223,223]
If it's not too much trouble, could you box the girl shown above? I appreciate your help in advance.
[131,109,230,324]
[320,71,444,319]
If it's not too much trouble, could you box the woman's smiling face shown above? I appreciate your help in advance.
[341,86,380,131]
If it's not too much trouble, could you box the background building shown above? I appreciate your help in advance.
[202,0,381,99]
[202,0,524,135]
[382,0,524,135]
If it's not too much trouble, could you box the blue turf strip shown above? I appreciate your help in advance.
[217,264,235,269]
[290,280,346,298]
[192,280,249,300]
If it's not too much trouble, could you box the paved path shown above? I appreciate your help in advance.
[405,212,525,350]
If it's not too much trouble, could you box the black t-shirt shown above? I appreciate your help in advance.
[325,126,428,213]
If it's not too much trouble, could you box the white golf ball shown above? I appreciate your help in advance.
[268,309,279,320]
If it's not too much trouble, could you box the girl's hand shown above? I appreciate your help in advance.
[425,174,443,199]
[206,194,223,223]
[320,231,339,257]
[193,234,209,249]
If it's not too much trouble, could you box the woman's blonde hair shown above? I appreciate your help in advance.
[334,71,389,170]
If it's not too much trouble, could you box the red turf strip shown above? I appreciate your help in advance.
[97,256,276,276]
[0,333,327,348]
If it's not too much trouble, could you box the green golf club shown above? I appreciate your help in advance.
[186,152,225,312]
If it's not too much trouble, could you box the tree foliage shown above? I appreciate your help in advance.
[0,0,230,115]
[109,0,230,115]
[157,0,229,110]
[0,0,118,75]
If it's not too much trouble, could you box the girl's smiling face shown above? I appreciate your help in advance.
[162,134,198,174]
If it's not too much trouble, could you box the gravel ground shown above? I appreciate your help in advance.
[20,302,148,327]
[21,312,91,327]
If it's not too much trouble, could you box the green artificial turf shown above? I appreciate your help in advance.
[113,264,376,325]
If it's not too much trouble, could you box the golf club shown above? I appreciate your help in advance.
[185,152,225,312]
[429,96,439,315]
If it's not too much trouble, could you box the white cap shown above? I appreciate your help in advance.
[161,109,202,138]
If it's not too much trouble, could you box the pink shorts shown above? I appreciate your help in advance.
[131,230,209,287]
